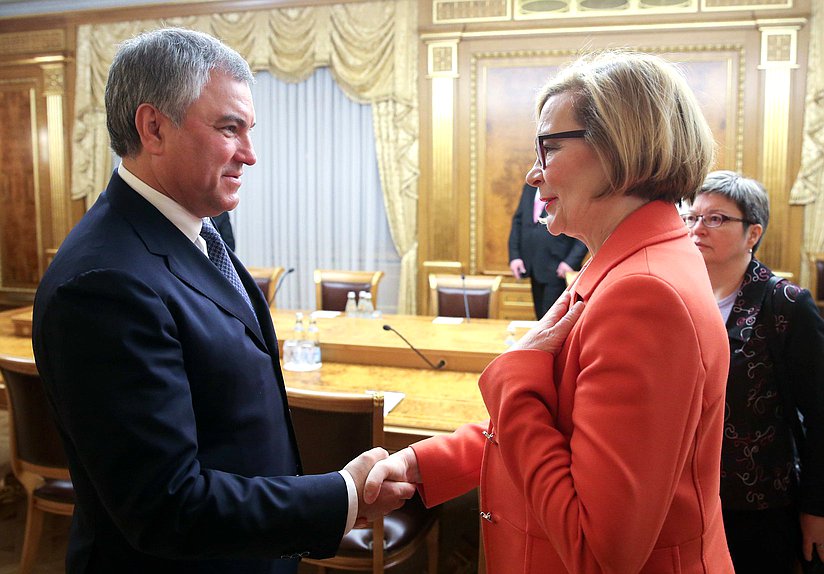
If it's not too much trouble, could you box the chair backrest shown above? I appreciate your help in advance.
[246,266,286,308]
[0,354,70,482]
[809,252,824,303]
[286,388,384,473]
[428,274,502,319]
[314,269,384,312]
[420,261,464,315]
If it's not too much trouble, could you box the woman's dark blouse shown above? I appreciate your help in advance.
[720,258,824,515]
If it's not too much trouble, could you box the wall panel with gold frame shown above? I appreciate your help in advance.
[472,43,747,275]
[417,16,806,313]
[0,30,72,307]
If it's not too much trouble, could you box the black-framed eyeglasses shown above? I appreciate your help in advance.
[681,212,753,229]
[535,129,587,169]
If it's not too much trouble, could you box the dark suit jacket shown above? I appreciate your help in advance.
[32,172,347,574]
[508,184,588,285]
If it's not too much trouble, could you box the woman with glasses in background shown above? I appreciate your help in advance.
[365,50,735,573]
[685,170,824,573]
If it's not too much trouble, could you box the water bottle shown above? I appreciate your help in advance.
[307,317,321,366]
[356,291,368,318]
[362,292,375,319]
[283,312,305,368]
[344,291,358,317]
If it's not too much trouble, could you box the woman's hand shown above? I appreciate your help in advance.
[801,512,824,563]
[509,291,585,355]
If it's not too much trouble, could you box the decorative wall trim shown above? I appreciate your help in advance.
[428,40,459,77]
[760,26,799,67]
[433,0,510,23]
[420,17,806,40]
[702,0,791,11]
[0,29,65,56]
[515,0,699,20]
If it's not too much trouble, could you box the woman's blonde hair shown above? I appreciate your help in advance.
[536,50,715,203]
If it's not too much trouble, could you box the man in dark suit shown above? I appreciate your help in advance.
[509,183,588,318]
[32,28,412,574]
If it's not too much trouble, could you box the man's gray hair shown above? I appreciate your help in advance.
[105,27,254,158]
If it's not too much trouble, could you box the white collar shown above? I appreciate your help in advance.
[117,163,204,245]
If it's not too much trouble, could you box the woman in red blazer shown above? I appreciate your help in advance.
[366,50,734,573]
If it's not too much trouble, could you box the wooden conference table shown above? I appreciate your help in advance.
[1,307,533,449]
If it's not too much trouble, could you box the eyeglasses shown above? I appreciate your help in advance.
[535,129,587,169]
[681,212,753,228]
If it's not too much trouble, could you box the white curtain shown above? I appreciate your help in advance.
[234,68,401,313]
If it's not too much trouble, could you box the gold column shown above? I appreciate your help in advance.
[758,25,799,271]
[427,39,460,255]
[419,39,460,312]
[41,62,69,271]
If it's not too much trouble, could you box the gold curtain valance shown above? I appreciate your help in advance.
[71,0,419,312]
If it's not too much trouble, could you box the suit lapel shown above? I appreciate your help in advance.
[106,174,267,348]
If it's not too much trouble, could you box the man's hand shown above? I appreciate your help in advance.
[556,261,574,279]
[510,259,526,279]
[509,291,584,355]
[800,512,824,563]
[363,447,420,507]
[343,447,416,528]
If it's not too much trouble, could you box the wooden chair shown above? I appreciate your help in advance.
[313,270,384,312]
[286,387,439,574]
[809,252,824,315]
[421,261,464,315]
[428,274,503,319]
[0,354,74,574]
[246,266,286,309]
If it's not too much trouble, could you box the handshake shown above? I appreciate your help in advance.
[342,446,421,528]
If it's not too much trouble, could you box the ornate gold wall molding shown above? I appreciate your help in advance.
[428,0,794,23]
[428,41,459,76]
[515,0,699,19]
[0,29,65,56]
[434,0,510,23]
[703,0,791,10]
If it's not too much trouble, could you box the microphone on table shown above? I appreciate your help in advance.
[461,273,471,323]
[382,324,446,370]
[274,267,295,297]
